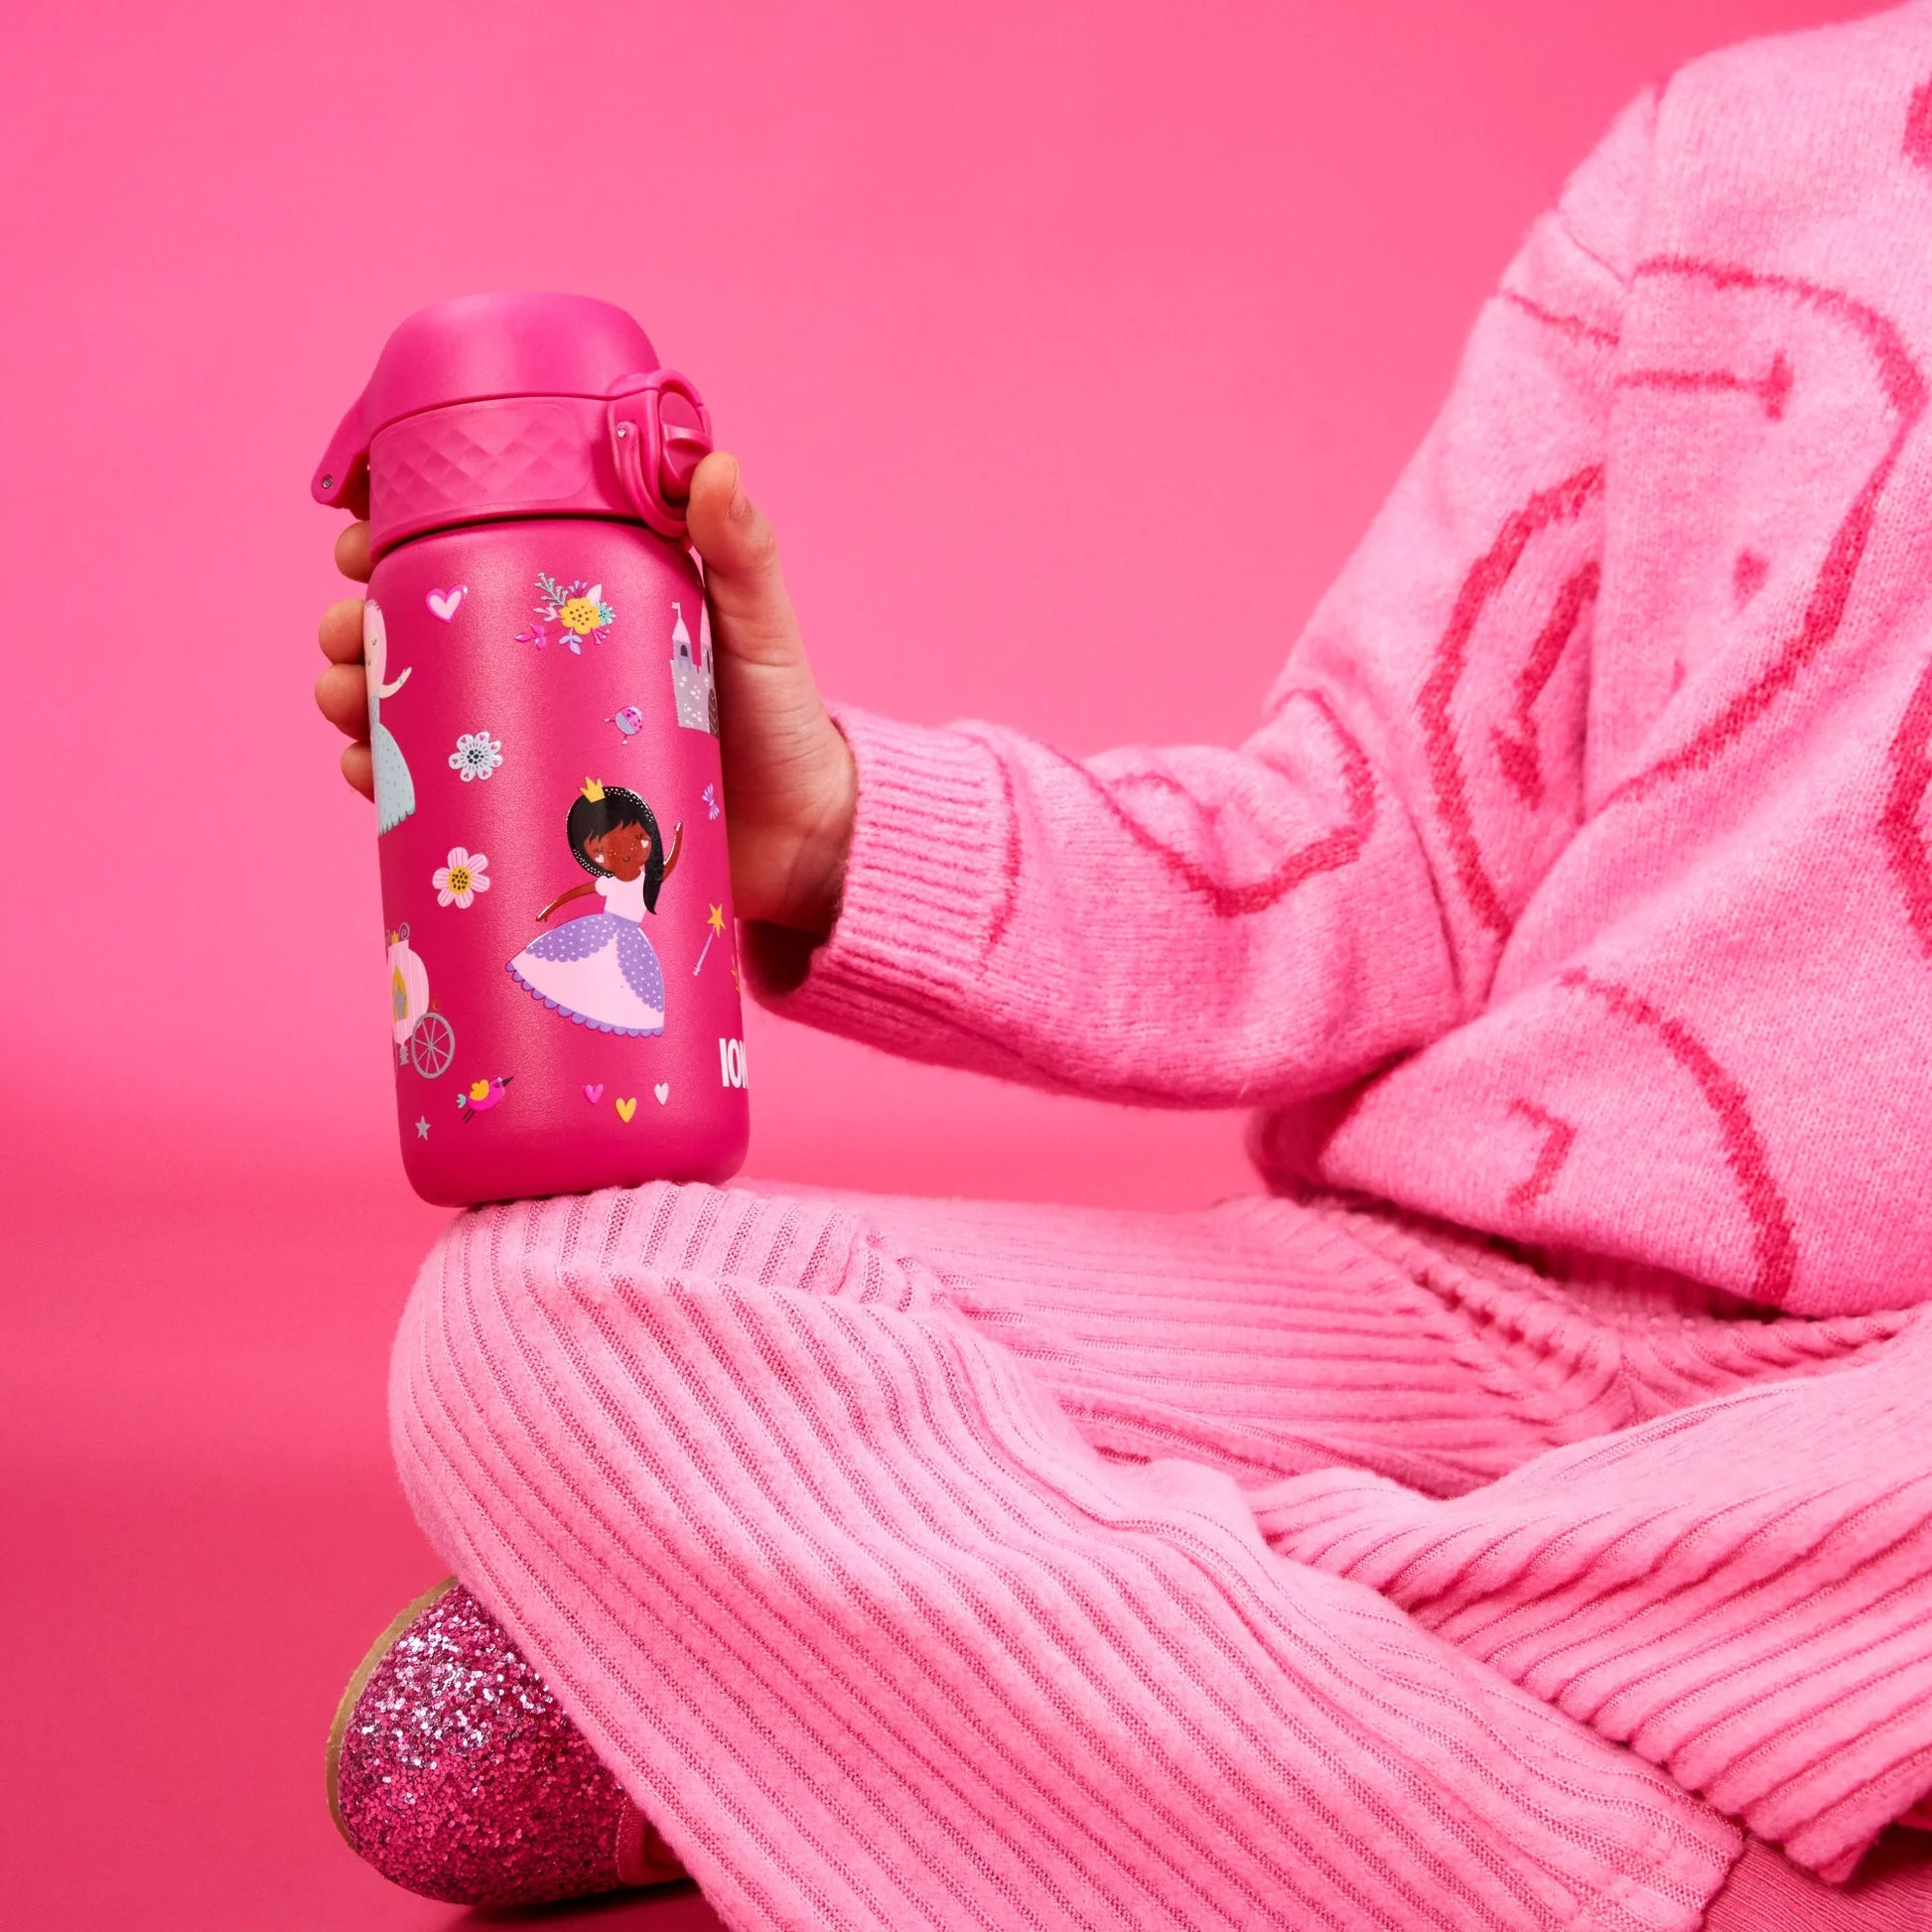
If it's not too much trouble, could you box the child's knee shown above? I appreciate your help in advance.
[384,1181,933,1479]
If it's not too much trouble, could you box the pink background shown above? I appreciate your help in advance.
[0,1,1865,1923]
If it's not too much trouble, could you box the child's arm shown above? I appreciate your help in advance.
[747,92,1656,1106]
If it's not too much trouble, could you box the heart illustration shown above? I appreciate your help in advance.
[615,1096,637,1122]
[427,587,468,621]
[584,1083,604,1103]
[653,1082,670,1105]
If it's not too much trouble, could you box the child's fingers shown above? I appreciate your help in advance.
[341,741,375,800]
[316,661,369,737]
[317,596,372,797]
[335,519,373,583]
[320,597,365,664]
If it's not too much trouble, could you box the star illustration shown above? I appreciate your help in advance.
[693,903,730,977]
[415,1116,431,1139]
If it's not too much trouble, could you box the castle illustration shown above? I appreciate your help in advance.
[668,600,718,736]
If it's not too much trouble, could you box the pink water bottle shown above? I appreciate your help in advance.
[313,292,749,1207]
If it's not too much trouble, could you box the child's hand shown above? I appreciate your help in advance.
[314,452,857,939]
[315,532,375,803]
[682,454,855,936]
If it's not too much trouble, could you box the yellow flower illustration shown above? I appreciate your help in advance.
[522,574,617,654]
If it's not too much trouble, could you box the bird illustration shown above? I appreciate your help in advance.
[456,1075,513,1119]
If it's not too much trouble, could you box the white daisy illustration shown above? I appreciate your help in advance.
[449,730,504,782]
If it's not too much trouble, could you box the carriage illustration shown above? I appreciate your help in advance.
[386,924,455,1078]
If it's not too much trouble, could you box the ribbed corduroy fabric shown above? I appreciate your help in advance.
[393,1184,1932,1929]
[389,9,1932,1926]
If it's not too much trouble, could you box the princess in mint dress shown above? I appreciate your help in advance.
[363,599,416,836]
[506,779,683,1035]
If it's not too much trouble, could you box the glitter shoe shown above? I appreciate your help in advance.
[327,1577,688,1907]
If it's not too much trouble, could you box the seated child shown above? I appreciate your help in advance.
[314,7,1932,1925]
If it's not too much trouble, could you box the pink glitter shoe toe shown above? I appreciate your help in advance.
[327,1577,687,1907]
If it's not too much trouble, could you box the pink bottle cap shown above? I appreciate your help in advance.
[313,292,712,547]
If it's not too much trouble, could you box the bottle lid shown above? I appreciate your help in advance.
[312,292,690,520]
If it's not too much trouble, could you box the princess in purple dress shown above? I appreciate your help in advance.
[505,779,683,1036]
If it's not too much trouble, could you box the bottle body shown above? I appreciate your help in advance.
[368,516,748,1206]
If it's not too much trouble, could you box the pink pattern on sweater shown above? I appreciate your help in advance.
[1420,465,1604,940]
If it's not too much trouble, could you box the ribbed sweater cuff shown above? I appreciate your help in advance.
[748,705,1017,1054]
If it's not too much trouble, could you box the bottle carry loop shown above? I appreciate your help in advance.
[607,369,713,540]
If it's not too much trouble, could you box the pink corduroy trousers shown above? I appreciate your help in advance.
[389,1177,1932,1932]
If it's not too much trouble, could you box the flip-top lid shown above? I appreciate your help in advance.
[312,292,665,515]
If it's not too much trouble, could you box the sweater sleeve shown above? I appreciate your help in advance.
[750,92,1656,1106]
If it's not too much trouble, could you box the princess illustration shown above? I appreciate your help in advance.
[363,600,416,835]
[505,779,683,1036]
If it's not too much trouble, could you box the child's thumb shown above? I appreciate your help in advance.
[685,453,804,669]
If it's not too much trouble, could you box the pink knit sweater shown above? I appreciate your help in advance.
[762,2,1932,1323]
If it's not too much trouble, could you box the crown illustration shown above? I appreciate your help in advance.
[581,777,606,802]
